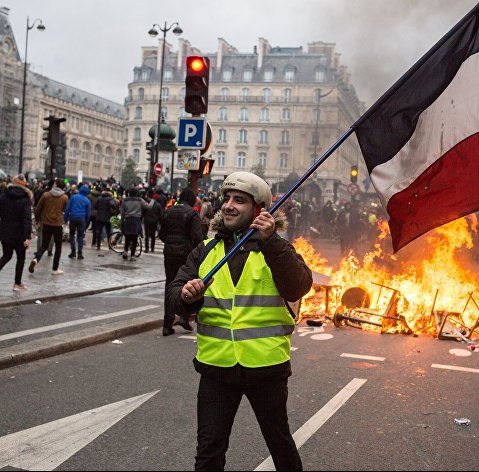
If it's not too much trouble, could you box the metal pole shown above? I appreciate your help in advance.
[202,127,354,284]
[170,150,174,194]
[18,18,30,174]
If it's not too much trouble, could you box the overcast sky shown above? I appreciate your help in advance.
[5,0,478,108]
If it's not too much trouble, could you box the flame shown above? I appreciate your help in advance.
[294,215,479,337]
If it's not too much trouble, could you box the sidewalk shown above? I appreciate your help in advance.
[0,238,166,308]
[0,237,167,369]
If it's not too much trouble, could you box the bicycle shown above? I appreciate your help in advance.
[108,230,143,257]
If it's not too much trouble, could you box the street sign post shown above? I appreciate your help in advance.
[177,117,207,150]
[154,162,163,176]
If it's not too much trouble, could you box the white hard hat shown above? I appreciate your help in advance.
[221,172,272,208]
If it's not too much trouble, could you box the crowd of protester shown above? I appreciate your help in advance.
[2,172,478,293]
[0,173,222,292]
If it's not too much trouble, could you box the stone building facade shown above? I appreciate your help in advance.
[125,36,366,203]
[0,6,126,183]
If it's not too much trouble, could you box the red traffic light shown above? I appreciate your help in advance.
[185,56,210,115]
[190,58,205,72]
[187,56,207,73]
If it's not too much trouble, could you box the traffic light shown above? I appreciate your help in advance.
[350,165,358,184]
[199,157,215,177]
[185,56,210,115]
[146,139,154,162]
[43,116,66,146]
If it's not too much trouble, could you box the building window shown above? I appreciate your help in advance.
[133,149,140,164]
[69,139,79,159]
[179,107,187,117]
[283,88,291,103]
[259,152,267,167]
[222,69,232,82]
[141,70,149,80]
[161,106,167,119]
[133,127,141,141]
[81,142,90,161]
[135,106,142,119]
[242,88,249,101]
[219,107,228,121]
[318,55,327,66]
[260,108,269,122]
[243,69,253,82]
[264,69,274,82]
[259,130,268,144]
[138,87,144,99]
[221,88,229,101]
[281,130,290,145]
[218,128,227,143]
[93,144,101,162]
[163,69,173,81]
[238,129,247,144]
[315,69,325,82]
[105,147,113,164]
[312,131,319,146]
[285,68,295,82]
[280,153,288,169]
[282,108,291,121]
[161,87,169,101]
[262,88,271,102]
[217,151,226,167]
[236,152,246,168]
[115,149,123,166]
[239,107,248,122]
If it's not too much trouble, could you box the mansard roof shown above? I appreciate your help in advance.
[0,6,21,61]
[33,73,125,119]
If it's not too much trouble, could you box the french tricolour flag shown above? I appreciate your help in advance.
[352,4,479,252]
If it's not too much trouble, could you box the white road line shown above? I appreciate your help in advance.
[255,378,367,471]
[0,305,160,342]
[431,363,479,373]
[341,353,385,361]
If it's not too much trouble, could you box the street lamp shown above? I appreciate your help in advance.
[19,17,46,174]
[147,21,182,185]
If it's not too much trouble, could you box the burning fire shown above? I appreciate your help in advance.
[294,215,479,336]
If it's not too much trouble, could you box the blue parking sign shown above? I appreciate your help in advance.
[177,117,206,149]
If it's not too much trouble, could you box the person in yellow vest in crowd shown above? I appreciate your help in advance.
[166,172,313,471]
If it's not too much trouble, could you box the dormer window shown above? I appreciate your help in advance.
[243,69,253,82]
[285,68,295,82]
[222,69,233,82]
[264,69,274,82]
[164,69,173,81]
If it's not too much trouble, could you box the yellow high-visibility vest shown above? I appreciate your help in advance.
[197,239,294,368]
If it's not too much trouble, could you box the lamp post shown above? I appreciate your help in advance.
[19,17,45,174]
[147,21,182,186]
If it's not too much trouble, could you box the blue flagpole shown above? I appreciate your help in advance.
[202,127,354,284]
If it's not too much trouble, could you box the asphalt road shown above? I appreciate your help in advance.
[0,311,477,471]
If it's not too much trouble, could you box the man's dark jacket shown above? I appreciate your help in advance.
[0,186,32,244]
[159,202,203,258]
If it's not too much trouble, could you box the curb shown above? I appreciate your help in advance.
[0,315,164,370]
[0,279,165,309]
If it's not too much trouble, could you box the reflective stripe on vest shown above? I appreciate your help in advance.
[197,239,294,368]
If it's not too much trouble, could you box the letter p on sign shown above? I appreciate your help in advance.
[185,124,197,142]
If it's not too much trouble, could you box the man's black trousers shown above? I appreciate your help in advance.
[195,374,302,471]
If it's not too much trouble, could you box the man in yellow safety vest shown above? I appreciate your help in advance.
[166,171,313,471]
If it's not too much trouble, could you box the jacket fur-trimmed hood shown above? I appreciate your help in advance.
[209,208,288,233]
